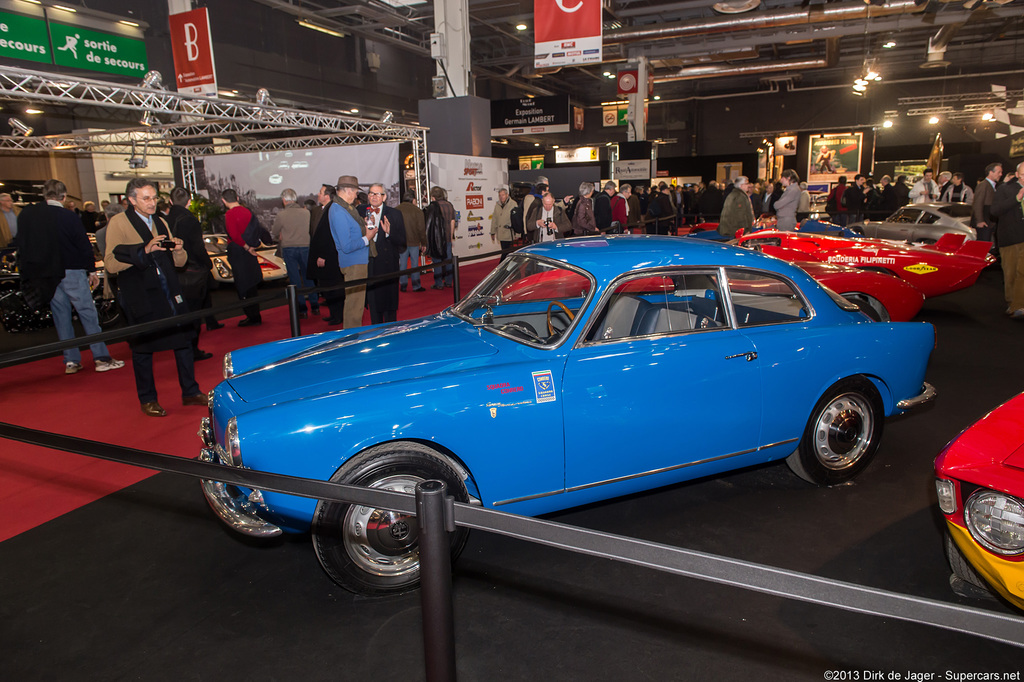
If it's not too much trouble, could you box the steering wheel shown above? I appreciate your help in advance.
[546,300,575,336]
[500,321,543,343]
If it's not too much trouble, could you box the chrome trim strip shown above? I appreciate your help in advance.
[492,487,565,507]
[897,381,937,410]
[491,438,801,507]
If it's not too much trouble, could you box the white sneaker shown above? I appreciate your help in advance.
[65,362,82,374]
[95,358,125,372]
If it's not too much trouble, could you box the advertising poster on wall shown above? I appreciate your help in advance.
[429,153,508,262]
[534,0,602,69]
[197,142,399,228]
[775,135,797,156]
[808,133,862,184]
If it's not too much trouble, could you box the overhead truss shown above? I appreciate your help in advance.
[0,66,430,198]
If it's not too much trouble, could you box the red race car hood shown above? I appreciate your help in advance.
[937,393,1024,477]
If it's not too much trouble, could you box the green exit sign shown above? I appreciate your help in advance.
[49,21,147,77]
[0,10,50,64]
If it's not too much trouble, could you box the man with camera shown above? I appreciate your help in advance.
[104,178,206,417]
[525,191,572,243]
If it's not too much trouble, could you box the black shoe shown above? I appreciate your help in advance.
[206,321,225,331]
[411,286,426,292]
[311,307,320,316]
[323,317,343,326]
[298,310,308,319]
[194,350,214,361]
[400,285,407,292]
[431,284,444,290]
[238,317,262,327]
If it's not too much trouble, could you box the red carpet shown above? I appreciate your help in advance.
[0,260,495,542]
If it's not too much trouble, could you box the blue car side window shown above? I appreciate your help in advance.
[726,269,810,327]
[587,270,726,342]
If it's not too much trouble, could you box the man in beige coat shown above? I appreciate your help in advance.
[490,186,516,261]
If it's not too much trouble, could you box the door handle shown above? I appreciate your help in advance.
[725,351,757,362]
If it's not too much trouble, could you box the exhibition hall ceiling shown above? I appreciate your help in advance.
[255,0,1024,104]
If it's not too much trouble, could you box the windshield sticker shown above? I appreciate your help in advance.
[904,263,938,275]
[532,370,556,403]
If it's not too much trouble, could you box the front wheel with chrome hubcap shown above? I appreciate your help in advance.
[787,377,884,486]
[312,443,470,595]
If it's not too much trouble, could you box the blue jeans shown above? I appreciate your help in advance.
[432,242,453,287]
[50,269,111,364]
[282,246,317,311]
[399,245,422,288]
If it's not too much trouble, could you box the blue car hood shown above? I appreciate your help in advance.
[226,315,498,404]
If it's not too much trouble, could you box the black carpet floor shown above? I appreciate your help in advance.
[2,266,1023,681]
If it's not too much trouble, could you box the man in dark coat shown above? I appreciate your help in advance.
[359,183,406,324]
[893,175,911,208]
[593,181,615,232]
[307,183,343,324]
[103,178,205,417]
[167,186,215,361]
[992,161,1024,318]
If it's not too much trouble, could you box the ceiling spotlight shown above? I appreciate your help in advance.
[9,117,33,136]
[515,23,528,31]
[865,70,880,81]
[380,110,394,124]
[534,142,540,147]
[24,108,43,115]
[855,78,868,86]
[139,110,155,127]
[256,88,274,106]
[139,70,163,89]
[653,95,661,101]
[928,116,939,124]
[883,119,894,128]
[603,71,612,77]
[350,108,359,114]
[982,112,993,121]
[883,40,896,49]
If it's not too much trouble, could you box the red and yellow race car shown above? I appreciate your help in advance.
[935,392,1024,611]
[735,230,994,299]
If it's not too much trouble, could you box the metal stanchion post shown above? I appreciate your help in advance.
[451,255,460,304]
[285,285,301,338]
[416,480,457,682]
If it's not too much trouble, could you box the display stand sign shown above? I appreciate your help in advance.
[491,96,570,136]
[429,153,508,262]
[534,0,602,69]
[169,7,217,96]
[555,147,598,164]
[808,133,862,184]
[613,159,651,181]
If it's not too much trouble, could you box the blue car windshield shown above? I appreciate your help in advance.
[453,255,593,346]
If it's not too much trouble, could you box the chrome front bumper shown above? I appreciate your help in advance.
[198,418,282,538]
[897,381,937,411]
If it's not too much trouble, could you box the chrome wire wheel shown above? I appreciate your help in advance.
[811,392,874,471]
[342,474,424,578]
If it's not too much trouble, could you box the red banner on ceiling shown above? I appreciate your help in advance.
[169,7,218,96]
[534,0,603,69]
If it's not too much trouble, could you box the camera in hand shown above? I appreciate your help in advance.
[158,237,176,249]
[544,218,554,236]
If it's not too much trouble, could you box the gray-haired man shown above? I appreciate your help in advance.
[271,188,316,317]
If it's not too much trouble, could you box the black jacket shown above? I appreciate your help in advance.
[359,204,407,313]
[592,191,613,231]
[992,180,1024,249]
[167,204,213,273]
[307,205,339,281]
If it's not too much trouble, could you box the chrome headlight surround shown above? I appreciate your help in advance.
[223,352,233,379]
[223,417,242,467]
[964,489,1024,556]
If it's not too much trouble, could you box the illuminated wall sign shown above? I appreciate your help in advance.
[0,2,147,77]
[491,96,570,136]
[49,19,148,77]
[555,147,598,164]
[0,6,50,65]
[518,155,544,170]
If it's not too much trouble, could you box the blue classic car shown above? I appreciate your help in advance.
[199,236,936,594]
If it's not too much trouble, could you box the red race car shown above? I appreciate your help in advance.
[935,392,1024,611]
[736,230,994,299]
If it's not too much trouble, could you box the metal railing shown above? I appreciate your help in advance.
[0,420,1021,682]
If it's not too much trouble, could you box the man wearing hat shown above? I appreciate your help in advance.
[332,175,378,328]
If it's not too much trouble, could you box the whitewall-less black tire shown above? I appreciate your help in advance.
[787,377,884,486]
[312,442,470,595]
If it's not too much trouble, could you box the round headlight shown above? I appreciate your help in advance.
[964,490,1024,556]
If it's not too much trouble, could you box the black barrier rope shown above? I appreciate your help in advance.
[0,247,513,370]
[1,419,1022,650]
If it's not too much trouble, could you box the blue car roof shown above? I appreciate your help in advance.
[518,235,784,280]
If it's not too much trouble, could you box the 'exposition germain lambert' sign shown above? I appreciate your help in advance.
[0,2,147,78]
[490,96,570,136]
